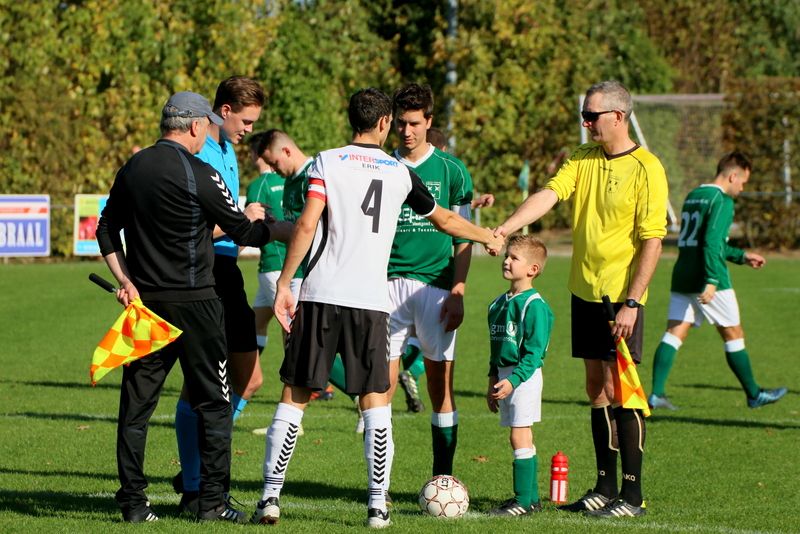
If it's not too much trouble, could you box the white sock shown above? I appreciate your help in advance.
[725,338,746,353]
[363,406,393,512]
[431,410,458,427]
[661,332,683,350]
[261,403,304,501]
[513,446,536,460]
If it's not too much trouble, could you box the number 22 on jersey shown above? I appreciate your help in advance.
[678,211,701,247]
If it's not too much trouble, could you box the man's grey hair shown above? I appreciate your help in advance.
[160,106,200,135]
[586,80,633,121]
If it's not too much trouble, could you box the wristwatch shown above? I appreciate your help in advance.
[624,298,641,309]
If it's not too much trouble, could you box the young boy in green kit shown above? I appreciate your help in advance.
[487,235,553,516]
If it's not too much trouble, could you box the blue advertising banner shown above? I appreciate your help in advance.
[0,195,50,257]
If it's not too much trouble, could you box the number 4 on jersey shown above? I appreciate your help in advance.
[361,179,383,233]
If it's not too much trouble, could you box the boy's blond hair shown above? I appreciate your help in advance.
[507,234,548,273]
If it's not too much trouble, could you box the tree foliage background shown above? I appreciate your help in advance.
[1,0,798,255]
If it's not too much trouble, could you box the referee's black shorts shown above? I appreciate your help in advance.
[213,254,257,353]
[281,301,390,395]
[571,294,645,363]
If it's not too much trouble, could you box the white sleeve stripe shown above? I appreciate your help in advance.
[517,294,543,348]
[453,204,471,221]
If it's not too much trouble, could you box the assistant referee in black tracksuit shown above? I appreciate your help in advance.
[96,91,287,523]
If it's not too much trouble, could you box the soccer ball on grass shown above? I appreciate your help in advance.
[418,475,469,518]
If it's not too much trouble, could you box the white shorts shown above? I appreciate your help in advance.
[253,272,302,308]
[388,277,456,362]
[499,366,543,427]
[667,289,741,328]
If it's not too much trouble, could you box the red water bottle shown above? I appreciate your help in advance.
[550,451,569,504]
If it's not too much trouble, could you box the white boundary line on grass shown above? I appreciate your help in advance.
[760,287,800,293]
[86,492,783,534]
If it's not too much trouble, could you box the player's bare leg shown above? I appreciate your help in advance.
[387,343,425,413]
[229,350,263,411]
[386,357,401,405]
[254,306,275,354]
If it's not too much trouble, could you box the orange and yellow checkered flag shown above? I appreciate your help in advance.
[613,333,651,417]
[602,296,651,417]
[90,298,182,385]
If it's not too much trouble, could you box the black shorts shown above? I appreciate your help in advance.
[213,254,257,353]
[571,294,645,363]
[281,301,390,395]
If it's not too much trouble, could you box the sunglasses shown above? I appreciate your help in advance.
[581,110,617,122]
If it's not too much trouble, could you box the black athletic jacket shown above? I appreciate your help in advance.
[97,139,273,301]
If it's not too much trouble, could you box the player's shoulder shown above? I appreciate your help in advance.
[488,292,507,311]
[319,145,393,161]
[435,148,466,165]
[571,142,603,159]
[521,287,545,304]
[313,147,338,163]
[245,174,265,192]
[691,184,727,201]
[431,149,473,187]
[629,145,666,173]
[522,288,553,312]
[195,135,218,161]
[189,152,221,179]
[317,145,406,180]
[490,291,507,304]
[266,171,284,184]
[435,148,470,170]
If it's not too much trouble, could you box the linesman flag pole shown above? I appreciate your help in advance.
[88,273,182,385]
[602,295,651,417]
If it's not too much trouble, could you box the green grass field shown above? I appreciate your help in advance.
[1,252,798,533]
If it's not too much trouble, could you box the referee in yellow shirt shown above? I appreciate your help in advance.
[494,80,668,518]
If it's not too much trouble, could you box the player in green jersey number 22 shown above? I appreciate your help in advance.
[649,151,787,410]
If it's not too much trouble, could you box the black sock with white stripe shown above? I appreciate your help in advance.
[260,403,304,501]
[363,406,393,512]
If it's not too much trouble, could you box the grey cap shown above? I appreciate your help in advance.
[162,91,223,126]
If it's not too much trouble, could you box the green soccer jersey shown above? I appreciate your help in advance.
[671,184,746,293]
[281,158,313,278]
[487,288,554,389]
[246,171,286,273]
[388,145,474,290]
[282,159,313,223]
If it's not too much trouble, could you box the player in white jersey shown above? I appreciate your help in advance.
[251,88,503,529]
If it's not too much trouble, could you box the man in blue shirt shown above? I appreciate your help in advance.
[173,77,266,514]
